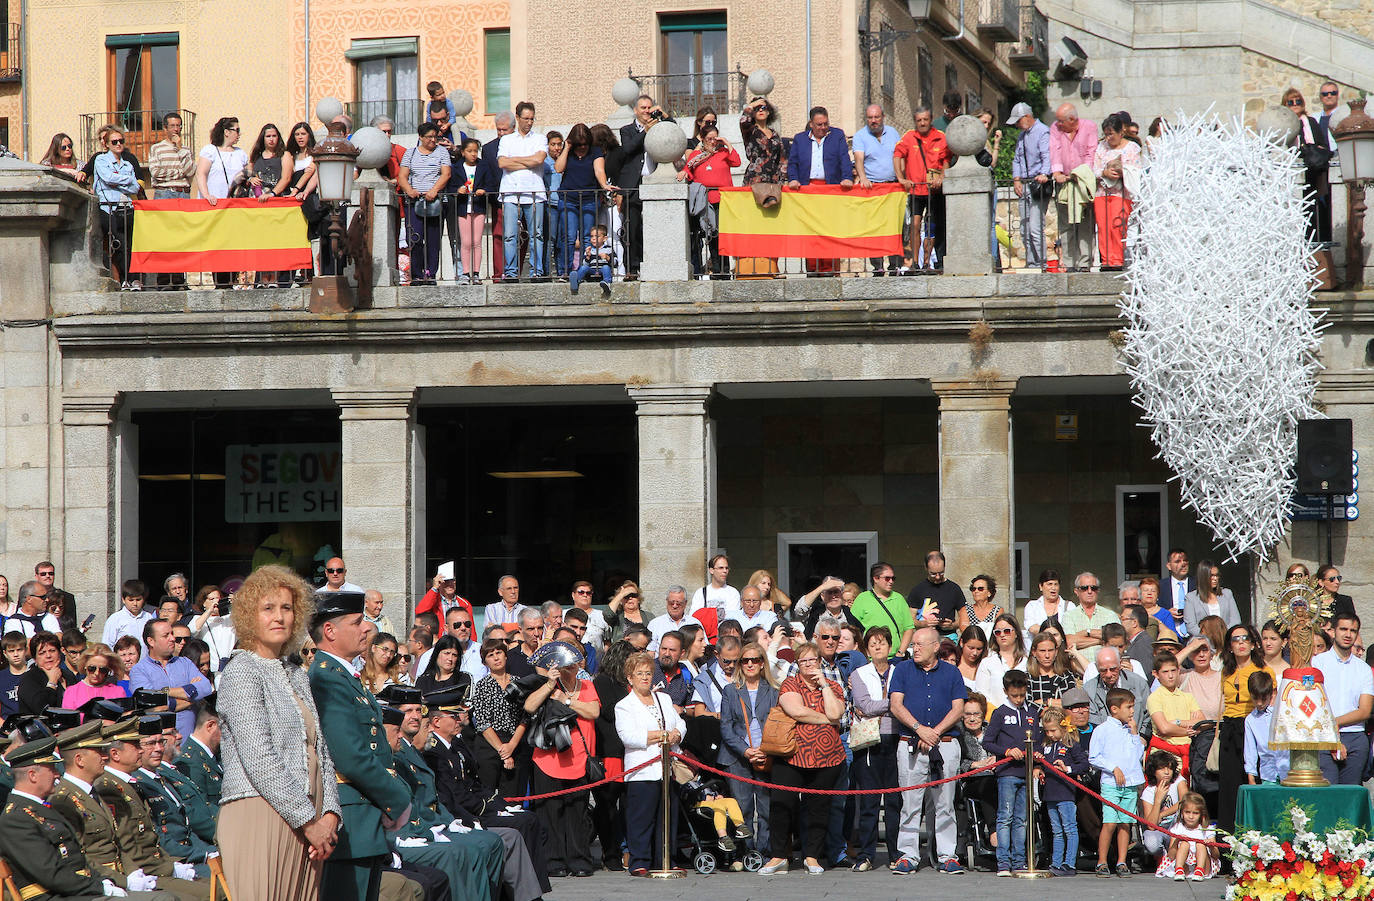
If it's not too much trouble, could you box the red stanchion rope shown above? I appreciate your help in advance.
[502,757,658,803]
[670,750,1011,795]
[1035,753,1229,849]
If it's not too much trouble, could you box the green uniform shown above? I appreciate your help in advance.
[309,652,411,901]
[92,770,211,900]
[171,740,221,808]
[135,768,215,873]
[158,762,217,843]
[49,775,128,887]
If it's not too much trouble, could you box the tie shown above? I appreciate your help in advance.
[1176,582,1184,607]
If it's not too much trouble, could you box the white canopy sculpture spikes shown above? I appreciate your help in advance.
[1117,111,1325,563]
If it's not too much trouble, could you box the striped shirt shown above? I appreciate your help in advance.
[147,139,195,191]
[400,145,447,193]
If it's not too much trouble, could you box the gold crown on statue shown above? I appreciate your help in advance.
[1266,575,1333,630]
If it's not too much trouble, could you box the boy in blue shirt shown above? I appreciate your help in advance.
[1244,670,1289,784]
[981,670,1039,876]
[1088,686,1145,877]
[569,224,614,297]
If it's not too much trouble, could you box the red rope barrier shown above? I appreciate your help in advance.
[501,758,658,803]
[1034,753,1230,849]
[670,750,1011,795]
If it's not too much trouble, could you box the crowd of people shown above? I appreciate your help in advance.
[0,544,1360,899]
[42,76,1347,291]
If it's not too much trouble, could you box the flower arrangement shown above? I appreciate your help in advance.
[1228,807,1374,901]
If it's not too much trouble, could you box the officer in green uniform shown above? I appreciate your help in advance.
[156,734,216,847]
[308,591,412,901]
[93,716,211,900]
[134,715,216,875]
[0,733,180,900]
[49,720,129,891]
[170,707,220,809]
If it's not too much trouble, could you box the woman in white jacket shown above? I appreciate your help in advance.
[974,613,1029,709]
[615,650,685,877]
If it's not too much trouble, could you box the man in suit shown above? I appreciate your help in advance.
[617,95,676,279]
[93,715,210,898]
[0,733,182,900]
[172,706,221,808]
[786,106,854,275]
[309,590,413,901]
[1162,548,1195,637]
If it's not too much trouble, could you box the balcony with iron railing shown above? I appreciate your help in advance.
[78,110,197,161]
[343,99,428,133]
[977,0,1019,42]
[1009,2,1049,70]
[627,67,747,119]
[0,23,20,82]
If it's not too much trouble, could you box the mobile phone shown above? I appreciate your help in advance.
[81,614,95,630]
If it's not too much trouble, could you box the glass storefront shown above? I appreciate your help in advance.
[136,409,342,592]
[421,405,638,606]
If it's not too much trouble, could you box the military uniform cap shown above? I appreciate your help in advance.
[56,719,108,752]
[132,688,169,711]
[42,708,81,733]
[380,705,406,727]
[378,685,423,707]
[137,715,163,737]
[5,735,60,767]
[423,685,469,713]
[1,714,52,743]
[102,715,142,744]
[78,696,133,723]
[312,590,366,628]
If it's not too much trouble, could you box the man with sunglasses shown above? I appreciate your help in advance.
[416,562,474,637]
[907,551,965,636]
[1062,572,1120,651]
[445,607,486,681]
[853,562,916,657]
[567,581,608,650]
[129,620,212,744]
[320,557,365,594]
[33,561,77,631]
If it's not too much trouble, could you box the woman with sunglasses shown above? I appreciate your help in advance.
[92,126,143,291]
[41,132,87,184]
[1282,87,1332,245]
[719,640,778,857]
[974,612,1028,708]
[62,643,128,712]
[194,116,250,288]
[955,574,1003,640]
[1216,624,1272,833]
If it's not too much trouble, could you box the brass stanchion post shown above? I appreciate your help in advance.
[1014,730,1049,878]
[649,735,685,878]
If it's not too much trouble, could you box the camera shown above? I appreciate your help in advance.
[649,110,665,121]
[216,593,233,616]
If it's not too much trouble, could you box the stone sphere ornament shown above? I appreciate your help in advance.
[645,122,688,164]
[612,77,641,108]
[1256,105,1299,146]
[315,97,345,125]
[450,90,474,119]
[350,127,393,169]
[1118,111,1323,563]
[747,69,776,97]
[945,115,988,157]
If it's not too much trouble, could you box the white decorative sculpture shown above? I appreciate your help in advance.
[1117,112,1325,562]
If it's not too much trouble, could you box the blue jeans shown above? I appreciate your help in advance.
[1048,799,1078,869]
[502,199,545,277]
[996,774,1026,869]
[568,264,611,291]
[559,197,598,274]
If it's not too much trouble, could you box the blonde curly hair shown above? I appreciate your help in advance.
[230,565,315,656]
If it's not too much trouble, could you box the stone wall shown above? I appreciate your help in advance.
[1240,52,1357,124]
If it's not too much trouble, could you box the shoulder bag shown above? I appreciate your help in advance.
[414,197,444,218]
[738,695,772,773]
[849,668,890,752]
[759,705,798,757]
[751,182,782,208]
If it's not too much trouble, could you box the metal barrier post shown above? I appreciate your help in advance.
[1013,731,1049,878]
[649,738,685,878]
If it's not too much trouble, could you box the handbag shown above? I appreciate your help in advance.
[738,696,772,772]
[751,182,782,209]
[577,729,605,783]
[1204,721,1221,773]
[849,666,890,751]
[413,197,444,218]
[759,706,798,757]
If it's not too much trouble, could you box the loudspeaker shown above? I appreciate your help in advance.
[1297,418,1353,495]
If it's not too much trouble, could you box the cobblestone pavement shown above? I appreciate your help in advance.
[542,867,1228,900]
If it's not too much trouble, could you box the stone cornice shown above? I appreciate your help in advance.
[331,388,417,420]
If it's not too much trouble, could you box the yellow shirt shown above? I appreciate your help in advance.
[1222,662,1275,719]
[1146,685,1201,747]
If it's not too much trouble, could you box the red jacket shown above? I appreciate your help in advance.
[685,144,741,203]
[894,128,950,196]
[415,589,473,635]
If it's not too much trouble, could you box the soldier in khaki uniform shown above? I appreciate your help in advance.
[49,721,131,889]
[0,733,179,900]
[92,716,213,900]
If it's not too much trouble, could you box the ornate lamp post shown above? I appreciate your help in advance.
[310,118,359,312]
[1332,95,1374,289]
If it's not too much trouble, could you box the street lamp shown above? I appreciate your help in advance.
[309,119,360,312]
[1333,96,1374,290]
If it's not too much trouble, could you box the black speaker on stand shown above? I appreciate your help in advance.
[1296,418,1354,565]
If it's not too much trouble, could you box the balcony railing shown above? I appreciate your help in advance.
[79,110,197,162]
[1009,2,1049,70]
[628,68,747,119]
[0,24,20,82]
[978,0,1019,42]
[343,99,428,133]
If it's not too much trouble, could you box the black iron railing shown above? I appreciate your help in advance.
[0,23,20,82]
[627,68,747,118]
[1009,2,1049,69]
[978,0,1019,42]
[344,99,428,133]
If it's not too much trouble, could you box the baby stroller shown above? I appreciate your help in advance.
[675,769,764,874]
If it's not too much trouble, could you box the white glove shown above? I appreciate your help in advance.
[430,826,451,843]
[173,862,197,881]
[450,821,472,834]
[392,853,403,869]
[472,821,483,830]
[504,804,523,815]
[102,881,128,898]
[125,870,156,892]
[395,837,428,848]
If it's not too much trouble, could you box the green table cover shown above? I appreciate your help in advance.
[1235,784,1374,837]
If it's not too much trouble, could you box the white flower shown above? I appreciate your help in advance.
[1290,806,1311,832]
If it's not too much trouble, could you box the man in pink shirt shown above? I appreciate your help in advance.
[1049,103,1099,271]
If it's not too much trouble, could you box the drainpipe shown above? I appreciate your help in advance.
[805,0,812,111]
[303,0,311,121]
[943,0,966,42]
[19,0,30,158]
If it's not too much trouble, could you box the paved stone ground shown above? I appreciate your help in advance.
[542,868,1228,900]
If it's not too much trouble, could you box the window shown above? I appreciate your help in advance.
[917,47,933,110]
[966,89,982,116]
[776,532,879,604]
[659,12,727,117]
[485,29,510,116]
[880,24,895,100]
[945,62,959,98]
[348,38,418,130]
[105,33,179,159]
[0,117,8,151]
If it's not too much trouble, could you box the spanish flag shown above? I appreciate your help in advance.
[130,198,313,273]
[717,183,906,258]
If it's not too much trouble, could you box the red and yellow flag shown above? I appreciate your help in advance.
[130,198,313,273]
[717,183,906,258]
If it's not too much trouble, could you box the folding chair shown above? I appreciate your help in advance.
[0,856,21,901]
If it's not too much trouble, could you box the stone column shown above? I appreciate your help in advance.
[639,181,691,282]
[941,162,995,276]
[62,393,122,620]
[932,379,1017,595]
[352,170,399,288]
[628,385,715,598]
[332,388,421,627]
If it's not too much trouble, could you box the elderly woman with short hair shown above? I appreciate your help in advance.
[217,565,340,901]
